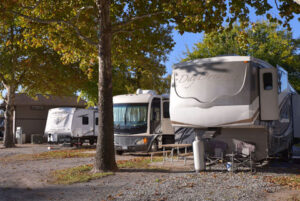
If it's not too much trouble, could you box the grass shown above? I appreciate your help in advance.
[264,175,300,189]
[1,149,95,163]
[51,164,113,184]
[117,157,163,169]
[51,157,163,185]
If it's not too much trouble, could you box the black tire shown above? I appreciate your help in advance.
[89,139,94,145]
[281,148,292,162]
[116,150,123,155]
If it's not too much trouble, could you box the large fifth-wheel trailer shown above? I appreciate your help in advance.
[170,56,300,163]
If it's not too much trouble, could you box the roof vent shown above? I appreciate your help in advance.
[136,89,157,95]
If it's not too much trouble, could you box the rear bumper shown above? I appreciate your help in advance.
[47,133,71,143]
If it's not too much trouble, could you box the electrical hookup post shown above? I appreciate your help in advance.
[193,129,206,173]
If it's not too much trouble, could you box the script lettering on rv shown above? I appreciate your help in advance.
[175,72,238,88]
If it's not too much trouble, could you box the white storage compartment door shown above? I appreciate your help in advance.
[259,68,279,120]
[293,94,300,138]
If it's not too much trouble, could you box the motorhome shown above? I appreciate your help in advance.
[170,56,300,161]
[45,107,98,145]
[114,89,174,154]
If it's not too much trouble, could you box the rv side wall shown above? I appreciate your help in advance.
[71,109,95,138]
[293,94,300,138]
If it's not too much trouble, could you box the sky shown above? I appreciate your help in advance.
[164,2,300,75]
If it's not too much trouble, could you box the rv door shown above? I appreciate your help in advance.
[259,68,279,120]
[161,100,174,134]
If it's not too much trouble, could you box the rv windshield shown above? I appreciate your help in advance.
[113,103,148,134]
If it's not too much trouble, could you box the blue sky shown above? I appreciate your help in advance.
[164,2,300,75]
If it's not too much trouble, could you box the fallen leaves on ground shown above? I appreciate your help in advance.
[264,175,300,190]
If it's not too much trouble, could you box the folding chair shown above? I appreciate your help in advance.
[227,139,256,173]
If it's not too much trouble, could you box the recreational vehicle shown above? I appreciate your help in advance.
[114,89,174,154]
[170,56,300,163]
[45,107,98,145]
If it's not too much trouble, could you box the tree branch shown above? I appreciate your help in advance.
[112,11,166,33]
[0,73,7,86]
[112,27,150,35]
[10,10,98,46]
[274,0,279,9]
[16,70,27,86]
[75,6,94,21]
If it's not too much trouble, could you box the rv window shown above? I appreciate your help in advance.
[263,73,273,90]
[278,68,288,93]
[151,98,161,122]
[82,116,89,125]
[95,117,98,125]
[163,102,170,118]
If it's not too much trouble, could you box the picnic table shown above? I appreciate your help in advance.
[161,144,192,164]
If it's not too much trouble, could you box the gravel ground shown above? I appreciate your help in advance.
[0,144,52,157]
[0,144,299,201]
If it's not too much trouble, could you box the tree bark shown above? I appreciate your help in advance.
[136,70,142,89]
[3,85,15,148]
[94,0,118,172]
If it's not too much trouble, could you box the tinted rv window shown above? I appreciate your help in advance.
[113,103,148,134]
[95,117,98,125]
[263,73,273,90]
[278,68,288,93]
[163,102,170,118]
[82,116,89,125]
[151,98,161,121]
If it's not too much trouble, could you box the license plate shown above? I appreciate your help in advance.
[122,146,128,150]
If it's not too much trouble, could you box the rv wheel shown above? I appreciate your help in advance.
[89,139,94,145]
[281,147,292,161]
[116,150,123,155]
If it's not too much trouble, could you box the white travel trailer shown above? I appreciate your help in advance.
[114,89,174,154]
[170,56,300,164]
[45,107,98,145]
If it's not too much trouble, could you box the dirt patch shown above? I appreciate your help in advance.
[266,188,300,201]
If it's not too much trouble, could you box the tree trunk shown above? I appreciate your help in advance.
[94,0,118,172]
[136,70,142,89]
[3,85,15,148]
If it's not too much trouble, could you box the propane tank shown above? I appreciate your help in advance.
[193,130,205,172]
